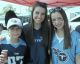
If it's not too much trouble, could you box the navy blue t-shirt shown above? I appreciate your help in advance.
[30,29,46,64]
[0,38,26,64]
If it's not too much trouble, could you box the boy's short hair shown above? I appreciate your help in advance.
[7,18,22,29]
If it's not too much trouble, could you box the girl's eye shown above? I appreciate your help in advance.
[42,13,45,16]
[35,11,39,14]
[58,17,63,21]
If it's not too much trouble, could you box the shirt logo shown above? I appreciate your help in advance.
[58,52,67,61]
[35,36,43,43]
[53,48,68,62]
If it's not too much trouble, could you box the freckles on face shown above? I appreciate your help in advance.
[51,12,64,30]
[33,6,46,24]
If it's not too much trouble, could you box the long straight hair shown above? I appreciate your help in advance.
[30,1,49,46]
[50,7,71,49]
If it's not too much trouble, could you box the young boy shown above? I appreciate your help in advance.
[0,18,26,64]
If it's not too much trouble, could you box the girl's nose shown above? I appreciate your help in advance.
[38,14,41,18]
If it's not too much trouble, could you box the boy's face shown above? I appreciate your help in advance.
[8,26,22,39]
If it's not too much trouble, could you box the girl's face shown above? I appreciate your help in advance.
[33,6,46,24]
[51,12,64,30]
[8,26,22,39]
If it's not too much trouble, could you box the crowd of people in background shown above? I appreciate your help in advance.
[0,1,80,64]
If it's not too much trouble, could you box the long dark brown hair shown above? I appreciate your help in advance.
[24,1,48,45]
[50,7,71,49]
[23,2,49,64]
[31,1,48,32]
